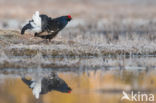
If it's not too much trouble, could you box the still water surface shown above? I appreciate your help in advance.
[0,56,156,103]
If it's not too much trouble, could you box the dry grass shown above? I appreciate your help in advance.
[0,0,155,69]
[0,28,155,69]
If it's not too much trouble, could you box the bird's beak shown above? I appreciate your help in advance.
[68,87,72,93]
[68,90,71,93]
[69,18,72,21]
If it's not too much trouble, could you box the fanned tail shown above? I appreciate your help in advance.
[21,77,33,87]
[21,23,32,34]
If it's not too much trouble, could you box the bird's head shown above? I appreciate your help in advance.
[51,72,72,93]
[54,78,72,93]
[66,15,72,21]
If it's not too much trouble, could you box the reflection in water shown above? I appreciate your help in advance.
[0,54,155,103]
[0,69,156,103]
[21,72,72,99]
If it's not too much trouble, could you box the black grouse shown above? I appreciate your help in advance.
[21,11,72,41]
[22,72,72,99]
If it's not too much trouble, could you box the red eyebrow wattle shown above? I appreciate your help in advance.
[68,15,71,19]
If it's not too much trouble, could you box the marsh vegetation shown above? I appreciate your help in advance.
[0,0,155,103]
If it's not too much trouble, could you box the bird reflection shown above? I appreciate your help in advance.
[21,72,72,99]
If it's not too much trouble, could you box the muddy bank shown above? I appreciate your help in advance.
[0,29,155,69]
[0,30,155,57]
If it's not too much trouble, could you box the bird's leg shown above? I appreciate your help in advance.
[48,38,51,42]
[34,31,43,37]
[48,32,58,41]
[35,31,58,42]
[34,32,39,37]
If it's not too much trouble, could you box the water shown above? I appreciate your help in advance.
[0,53,156,103]
[0,30,155,103]
[1,69,156,103]
[0,0,156,102]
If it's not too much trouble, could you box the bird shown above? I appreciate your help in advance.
[21,11,72,41]
[21,72,72,99]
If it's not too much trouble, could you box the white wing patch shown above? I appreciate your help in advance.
[32,11,41,27]
[30,11,42,33]
[31,81,41,99]
[30,82,36,88]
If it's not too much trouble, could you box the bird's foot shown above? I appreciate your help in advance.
[48,39,52,42]
[34,33,39,37]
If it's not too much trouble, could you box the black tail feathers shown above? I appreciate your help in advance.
[21,23,32,35]
[21,77,33,87]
